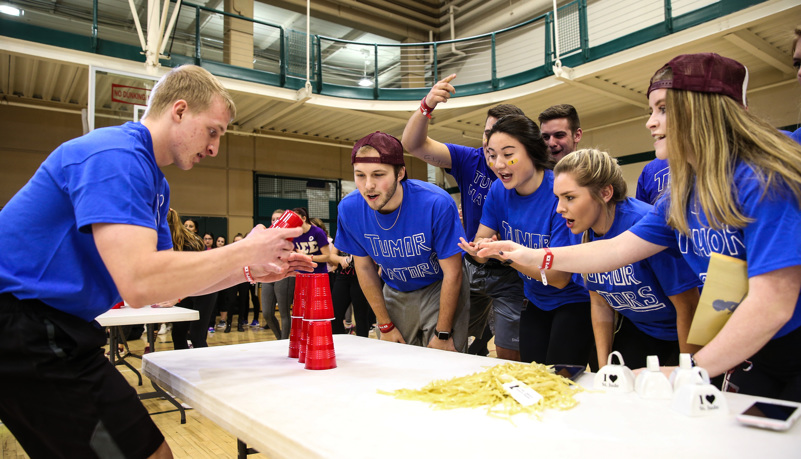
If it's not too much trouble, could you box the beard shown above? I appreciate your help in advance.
[367,179,400,213]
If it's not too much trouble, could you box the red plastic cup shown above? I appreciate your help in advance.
[270,210,303,229]
[305,320,337,370]
[304,273,334,320]
[287,317,304,358]
[292,273,310,318]
[298,319,310,363]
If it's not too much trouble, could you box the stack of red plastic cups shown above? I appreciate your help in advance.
[287,273,308,358]
[302,273,337,370]
[268,209,305,358]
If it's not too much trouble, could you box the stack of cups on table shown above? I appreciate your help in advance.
[271,209,336,370]
[300,273,337,370]
[269,210,306,359]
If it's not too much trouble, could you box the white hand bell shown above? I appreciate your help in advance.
[594,351,636,394]
[671,367,729,417]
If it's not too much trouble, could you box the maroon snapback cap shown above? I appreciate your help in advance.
[351,131,405,166]
[647,53,749,106]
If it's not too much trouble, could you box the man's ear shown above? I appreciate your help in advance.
[172,100,188,122]
[573,127,583,143]
[399,166,406,182]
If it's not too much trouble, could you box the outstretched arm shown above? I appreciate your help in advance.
[401,74,457,169]
[476,230,665,274]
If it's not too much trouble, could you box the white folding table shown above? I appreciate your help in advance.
[142,335,801,458]
[97,305,199,423]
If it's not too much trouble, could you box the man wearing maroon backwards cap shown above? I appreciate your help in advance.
[402,74,526,360]
[335,132,470,352]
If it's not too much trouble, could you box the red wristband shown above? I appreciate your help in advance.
[540,247,554,270]
[378,322,395,334]
[420,97,434,119]
[243,266,255,284]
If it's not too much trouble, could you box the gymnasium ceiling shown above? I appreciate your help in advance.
[0,0,799,152]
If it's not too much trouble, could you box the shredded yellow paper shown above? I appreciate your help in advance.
[378,362,583,420]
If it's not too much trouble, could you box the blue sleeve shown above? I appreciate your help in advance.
[642,249,701,296]
[445,144,473,183]
[479,181,501,232]
[628,196,676,249]
[432,194,466,259]
[67,149,164,235]
[635,171,650,203]
[157,179,172,251]
[740,180,801,278]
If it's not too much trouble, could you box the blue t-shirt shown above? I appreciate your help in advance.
[629,162,801,338]
[0,122,172,322]
[574,198,701,340]
[334,179,465,292]
[636,158,670,205]
[480,170,589,310]
[445,144,495,241]
[790,127,801,146]
[294,225,330,274]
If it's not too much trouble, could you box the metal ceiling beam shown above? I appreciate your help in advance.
[554,66,647,109]
[258,0,429,41]
[723,30,795,75]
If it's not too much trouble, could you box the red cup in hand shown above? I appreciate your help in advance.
[270,210,303,229]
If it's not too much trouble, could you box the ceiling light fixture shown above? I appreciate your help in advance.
[358,48,374,87]
[0,5,21,16]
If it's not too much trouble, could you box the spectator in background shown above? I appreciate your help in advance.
[167,209,219,349]
[183,218,198,234]
[231,233,253,332]
[292,208,331,274]
[203,232,214,250]
[260,209,293,339]
[538,104,583,162]
[214,235,235,332]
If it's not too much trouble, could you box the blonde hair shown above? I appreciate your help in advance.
[143,65,236,122]
[167,208,204,252]
[554,149,627,244]
[659,79,801,234]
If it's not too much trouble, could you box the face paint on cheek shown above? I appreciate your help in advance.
[488,162,494,167]
[508,158,518,165]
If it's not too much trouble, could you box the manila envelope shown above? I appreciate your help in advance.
[687,252,748,346]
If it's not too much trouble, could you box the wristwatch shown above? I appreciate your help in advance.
[435,329,453,340]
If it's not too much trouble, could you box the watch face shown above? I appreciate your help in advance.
[437,331,450,340]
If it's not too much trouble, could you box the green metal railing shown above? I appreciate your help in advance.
[0,0,770,100]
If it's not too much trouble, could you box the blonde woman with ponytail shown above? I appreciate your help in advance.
[477,53,801,402]
[554,149,700,370]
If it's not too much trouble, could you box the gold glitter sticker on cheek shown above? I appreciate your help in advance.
[508,158,518,165]
[488,162,495,167]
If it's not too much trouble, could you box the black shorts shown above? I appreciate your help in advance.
[0,293,164,458]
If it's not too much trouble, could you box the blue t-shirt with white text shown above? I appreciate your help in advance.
[629,161,801,338]
[636,158,670,205]
[480,170,589,310]
[445,143,495,241]
[573,198,701,340]
[335,179,465,292]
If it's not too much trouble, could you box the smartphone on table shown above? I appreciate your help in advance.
[736,400,801,431]
[551,364,586,381]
